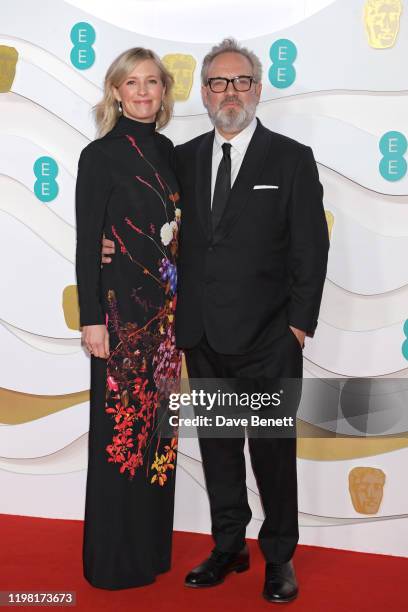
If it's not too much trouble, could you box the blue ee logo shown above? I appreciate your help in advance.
[379,131,407,181]
[70,22,95,70]
[34,157,59,203]
[269,39,297,89]
[402,320,408,361]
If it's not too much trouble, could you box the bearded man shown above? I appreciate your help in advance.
[175,38,328,603]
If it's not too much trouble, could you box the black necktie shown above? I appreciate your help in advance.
[212,142,231,232]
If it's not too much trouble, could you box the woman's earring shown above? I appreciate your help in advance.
[160,103,164,112]
[118,101,123,113]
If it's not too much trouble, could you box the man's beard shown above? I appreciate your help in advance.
[206,96,257,133]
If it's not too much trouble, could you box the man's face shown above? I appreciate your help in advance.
[201,52,262,135]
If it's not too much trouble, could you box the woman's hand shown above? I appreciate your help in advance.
[82,324,109,359]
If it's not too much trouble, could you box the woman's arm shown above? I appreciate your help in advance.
[75,144,112,357]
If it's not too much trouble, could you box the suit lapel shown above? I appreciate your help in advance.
[195,130,214,240]
[213,120,272,244]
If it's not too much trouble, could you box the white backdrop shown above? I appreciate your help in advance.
[0,0,408,557]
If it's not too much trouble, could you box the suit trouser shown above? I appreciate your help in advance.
[184,328,303,563]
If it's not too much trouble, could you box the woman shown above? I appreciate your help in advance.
[75,47,181,589]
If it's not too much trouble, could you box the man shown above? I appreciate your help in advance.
[102,38,329,603]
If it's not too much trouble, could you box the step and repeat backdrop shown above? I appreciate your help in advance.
[0,0,407,556]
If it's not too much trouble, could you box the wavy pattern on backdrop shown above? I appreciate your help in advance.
[1,405,408,523]
[0,0,407,545]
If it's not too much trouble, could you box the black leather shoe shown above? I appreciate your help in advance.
[184,545,249,588]
[263,560,298,603]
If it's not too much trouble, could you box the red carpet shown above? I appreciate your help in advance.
[0,514,407,611]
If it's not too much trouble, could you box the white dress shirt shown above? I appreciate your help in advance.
[210,117,257,207]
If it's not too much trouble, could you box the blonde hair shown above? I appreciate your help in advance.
[94,47,174,137]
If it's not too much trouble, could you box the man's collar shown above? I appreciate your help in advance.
[214,117,258,155]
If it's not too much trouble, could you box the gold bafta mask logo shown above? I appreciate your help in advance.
[62,285,80,331]
[325,210,334,240]
[0,45,18,92]
[364,0,403,49]
[349,467,386,514]
[162,54,196,102]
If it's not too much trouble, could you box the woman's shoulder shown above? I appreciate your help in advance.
[78,137,113,165]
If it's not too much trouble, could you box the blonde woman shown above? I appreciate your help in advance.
[76,48,181,589]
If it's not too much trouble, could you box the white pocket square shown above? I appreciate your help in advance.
[253,185,279,190]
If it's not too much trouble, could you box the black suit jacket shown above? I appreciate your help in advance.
[174,118,329,354]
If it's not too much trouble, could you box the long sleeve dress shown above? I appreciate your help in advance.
[75,115,182,589]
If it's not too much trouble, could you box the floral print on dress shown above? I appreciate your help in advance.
[104,135,181,484]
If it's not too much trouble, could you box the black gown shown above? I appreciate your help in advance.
[75,116,182,589]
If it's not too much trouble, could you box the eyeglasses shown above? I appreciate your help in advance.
[206,75,256,93]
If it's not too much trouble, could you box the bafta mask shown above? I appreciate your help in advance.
[62,285,80,331]
[349,466,386,514]
[0,46,18,92]
[364,0,403,49]
[325,211,334,240]
[162,54,196,102]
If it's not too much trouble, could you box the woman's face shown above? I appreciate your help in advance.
[114,59,165,123]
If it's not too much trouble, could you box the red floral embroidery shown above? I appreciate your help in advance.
[111,225,128,254]
[103,136,181,484]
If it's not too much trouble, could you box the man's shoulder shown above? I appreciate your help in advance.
[173,121,312,160]
[175,130,213,155]
[259,122,310,156]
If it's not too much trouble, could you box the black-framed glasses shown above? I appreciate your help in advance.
[206,75,255,93]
